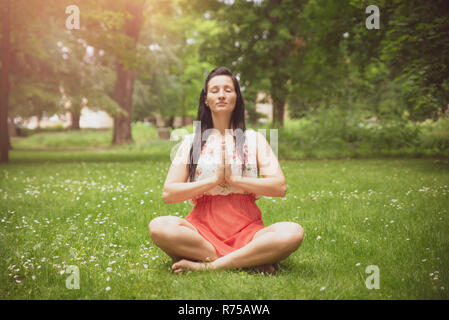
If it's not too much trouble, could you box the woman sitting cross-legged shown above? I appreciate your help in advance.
[148,66,305,274]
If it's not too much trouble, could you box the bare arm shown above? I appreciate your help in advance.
[226,131,286,197]
[162,136,224,204]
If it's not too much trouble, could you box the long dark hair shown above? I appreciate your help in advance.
[188,66,247,182]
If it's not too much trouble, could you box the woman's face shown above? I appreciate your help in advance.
[205,75,237,114]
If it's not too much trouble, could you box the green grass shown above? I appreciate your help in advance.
[12,122,159,150]
[1,145,448,299]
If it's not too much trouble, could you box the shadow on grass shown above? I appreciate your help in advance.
[153,256,316,279]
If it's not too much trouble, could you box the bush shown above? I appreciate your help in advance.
[417,116,449,154]
[264,107,449,159]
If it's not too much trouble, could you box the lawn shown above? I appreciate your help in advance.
[1,144,448,299]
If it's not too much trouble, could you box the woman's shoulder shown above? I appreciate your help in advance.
[183,133,195,145]
[244,129,259,145]
[245,128,256,135]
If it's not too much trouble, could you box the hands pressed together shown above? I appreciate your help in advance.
[213,134,239,188]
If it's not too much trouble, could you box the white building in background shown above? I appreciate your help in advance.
[79,108,113,129]
[16,107,113,129]
[255,92,272,123]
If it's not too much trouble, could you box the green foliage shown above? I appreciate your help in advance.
[10,79,61,120]
[132,2,215,124]
[379,0,449,119]
[5,0,449,145]
[274,111,449,159]
[287,0,449,121]
[184,0,307,126]
[417,116,449,154]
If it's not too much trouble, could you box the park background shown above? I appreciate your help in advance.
[0,0,448,299]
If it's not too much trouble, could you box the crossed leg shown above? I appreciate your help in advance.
[148,216,219,263]
[148,216,305,274]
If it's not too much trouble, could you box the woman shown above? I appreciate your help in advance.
[149,67,304,274]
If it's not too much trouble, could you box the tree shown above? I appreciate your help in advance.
[1,0,67,162]
[133,1,215,127]
[111,0,146,145]
[183,0,306,127]
[0,0,11,162]
[11,79,61,129]
[295,0,449,121]
[57,35,119,130]
[379,0,449,119]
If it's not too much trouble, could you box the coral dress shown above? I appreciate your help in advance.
[184,129,266,257]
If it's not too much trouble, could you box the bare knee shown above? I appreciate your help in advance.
[277,222,304,253]
[148,216,179,242]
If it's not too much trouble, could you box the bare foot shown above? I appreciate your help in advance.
[171,259,276,275]
[171,259,210,274]
[253,264,276,275]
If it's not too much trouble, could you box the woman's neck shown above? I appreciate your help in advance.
[211,113,232,136]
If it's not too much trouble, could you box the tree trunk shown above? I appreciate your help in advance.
[7,116,15,150]
[272,98,285,128]
[0,0,11,163]
[113,63,135,144]
[442,103,448,116]
[270,73,288,128]
[112,0,145,145]
[71,111,80,130]
[165,116,175,128]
